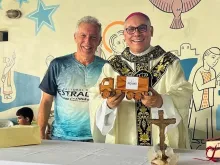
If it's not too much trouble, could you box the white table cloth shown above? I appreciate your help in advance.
[0,140,218,165]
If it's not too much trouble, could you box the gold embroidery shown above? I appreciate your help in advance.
[136,101,151,146]
[140,105,147,113]
[140,133,150,142]
[121,67,130,75]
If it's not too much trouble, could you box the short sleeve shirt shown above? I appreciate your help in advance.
[39,54,106,140]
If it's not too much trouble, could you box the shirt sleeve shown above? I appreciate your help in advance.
[96,99,117,135]
[39,60,58,96]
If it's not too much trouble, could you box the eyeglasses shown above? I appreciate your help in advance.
[125,24,148,34]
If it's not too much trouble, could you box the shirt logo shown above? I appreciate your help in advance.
[57,88,89,102]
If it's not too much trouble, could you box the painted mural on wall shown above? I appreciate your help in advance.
[188,47,220,149]
[103,21,126,57]
[0,72,41,111]
[171,43,198,80]
[16,0,29,8]
[26,0,59,35]
[109,30,126,55]
[149,0,201,29]
[45,54,54,67]
[0,43,41,121]
[1,51,16,101]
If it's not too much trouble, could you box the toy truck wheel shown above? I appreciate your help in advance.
[101,89,111,99]
[126,92,134,100]
[134,92,142,100]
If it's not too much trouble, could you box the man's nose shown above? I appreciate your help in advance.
[84,36,92,43]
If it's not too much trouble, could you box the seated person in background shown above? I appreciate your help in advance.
[16,107,34,125]
[16,107,51,139]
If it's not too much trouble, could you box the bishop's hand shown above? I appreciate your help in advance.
[107,90,125,109]
[141,87,163,108]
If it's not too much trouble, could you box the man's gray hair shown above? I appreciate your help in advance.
[75,16,102,37]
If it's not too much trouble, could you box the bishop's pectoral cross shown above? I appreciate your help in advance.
[148,110,176,160]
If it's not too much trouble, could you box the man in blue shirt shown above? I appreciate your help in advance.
[38,16,106,141]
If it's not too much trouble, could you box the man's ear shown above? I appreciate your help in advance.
[150,26,154,37]
[26,117,29,122]
[74,33,77,41]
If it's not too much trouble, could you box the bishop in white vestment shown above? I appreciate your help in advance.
[89,12,193,149]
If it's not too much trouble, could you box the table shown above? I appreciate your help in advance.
[0,140,218,165]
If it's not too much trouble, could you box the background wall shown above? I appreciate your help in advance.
[0,0,219,149]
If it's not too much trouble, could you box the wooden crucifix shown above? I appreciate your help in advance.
[148,110,176,160]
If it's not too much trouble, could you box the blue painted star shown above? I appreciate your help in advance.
[0,0,2,9]
[16,0,29,8]
[27,0,59,35]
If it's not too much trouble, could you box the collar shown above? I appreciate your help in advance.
[129,46,153,56]
[121,45,166,62]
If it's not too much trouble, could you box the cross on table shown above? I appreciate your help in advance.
[148,110,176,160]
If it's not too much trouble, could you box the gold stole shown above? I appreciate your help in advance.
[109,46,178,146]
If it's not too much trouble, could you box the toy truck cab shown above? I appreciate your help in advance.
[99,77,114,99]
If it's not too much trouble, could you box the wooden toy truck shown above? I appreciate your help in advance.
[99,76,149,100]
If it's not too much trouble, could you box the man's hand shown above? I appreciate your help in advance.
[141,87,163,108]
[38,92,53,140]
[107,90,125,109]
[40,129,46,139]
